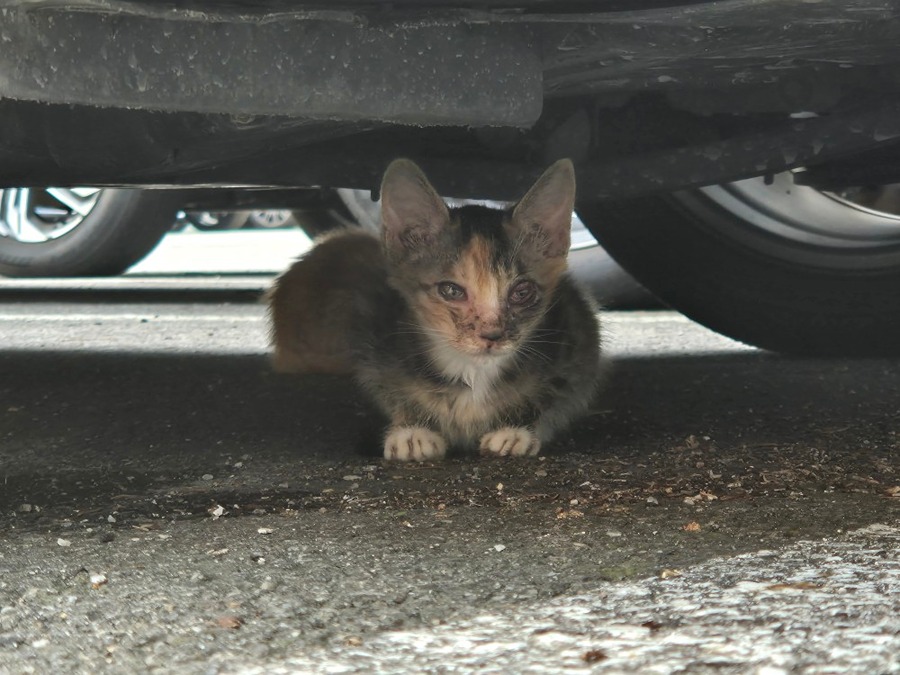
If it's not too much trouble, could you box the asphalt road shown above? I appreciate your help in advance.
[0,264,898,672]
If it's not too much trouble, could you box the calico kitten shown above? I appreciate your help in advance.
[269,159,602,461]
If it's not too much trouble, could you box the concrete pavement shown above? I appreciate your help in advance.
[0,237,897,672]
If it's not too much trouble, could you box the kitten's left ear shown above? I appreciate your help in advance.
[380,159,450,263]
[510,159,576,259]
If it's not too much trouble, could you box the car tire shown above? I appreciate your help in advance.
[578,173,900,356]
[566,240,658,309]
[0,188,178,277]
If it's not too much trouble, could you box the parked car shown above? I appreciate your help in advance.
[3,1,900,354]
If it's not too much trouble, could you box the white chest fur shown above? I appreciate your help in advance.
[429,339,510,402]
[422,339,515,442]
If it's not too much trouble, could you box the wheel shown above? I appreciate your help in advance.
[245,209,297,229]
[578,171,900,356]
[0,188,178,277]
[184,210,249,231]
[334,188,381,233]
[567,214,657,309]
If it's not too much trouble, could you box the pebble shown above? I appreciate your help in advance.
[57,538,71,547]
[201,474,214,481]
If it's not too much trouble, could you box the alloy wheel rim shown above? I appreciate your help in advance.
[0,187,101,243]
[699,172,900,250]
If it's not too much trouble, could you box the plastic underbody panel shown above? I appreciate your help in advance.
[2,0,900,197]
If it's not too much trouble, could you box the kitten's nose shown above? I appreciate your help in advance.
[480,328,504,343]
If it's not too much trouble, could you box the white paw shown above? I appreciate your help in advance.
[384,427,447,462]
[479,427,541,458]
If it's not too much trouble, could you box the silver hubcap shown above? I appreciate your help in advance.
[700,173,900,249]
[0,188,101,243]
[249,209,292,228]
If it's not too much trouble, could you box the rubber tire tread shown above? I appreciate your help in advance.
[578,193,900,356]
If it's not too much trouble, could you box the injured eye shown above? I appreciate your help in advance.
[508,280,537,306]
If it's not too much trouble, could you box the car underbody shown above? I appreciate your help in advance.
[3,0,900,199]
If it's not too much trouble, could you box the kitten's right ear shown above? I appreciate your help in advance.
[380,159,450,262]
[510,159,576,261]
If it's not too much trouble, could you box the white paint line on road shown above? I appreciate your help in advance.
[0,309,752,357]
[0,313,262,322]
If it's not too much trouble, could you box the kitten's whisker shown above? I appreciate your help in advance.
[519,349,554,366]
[392,323,446,340]
[525,338,568,347]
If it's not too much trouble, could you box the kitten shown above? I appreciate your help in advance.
[268,159,602,461]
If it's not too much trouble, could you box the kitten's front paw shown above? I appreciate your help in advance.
[479,427,541,458]
[384,427,447,462]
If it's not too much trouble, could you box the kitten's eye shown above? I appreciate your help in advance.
[508,280,537,306]
[437,281,467,301]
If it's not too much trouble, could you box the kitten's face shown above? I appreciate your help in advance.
[402,208,564,360]
[379,158,576,365]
